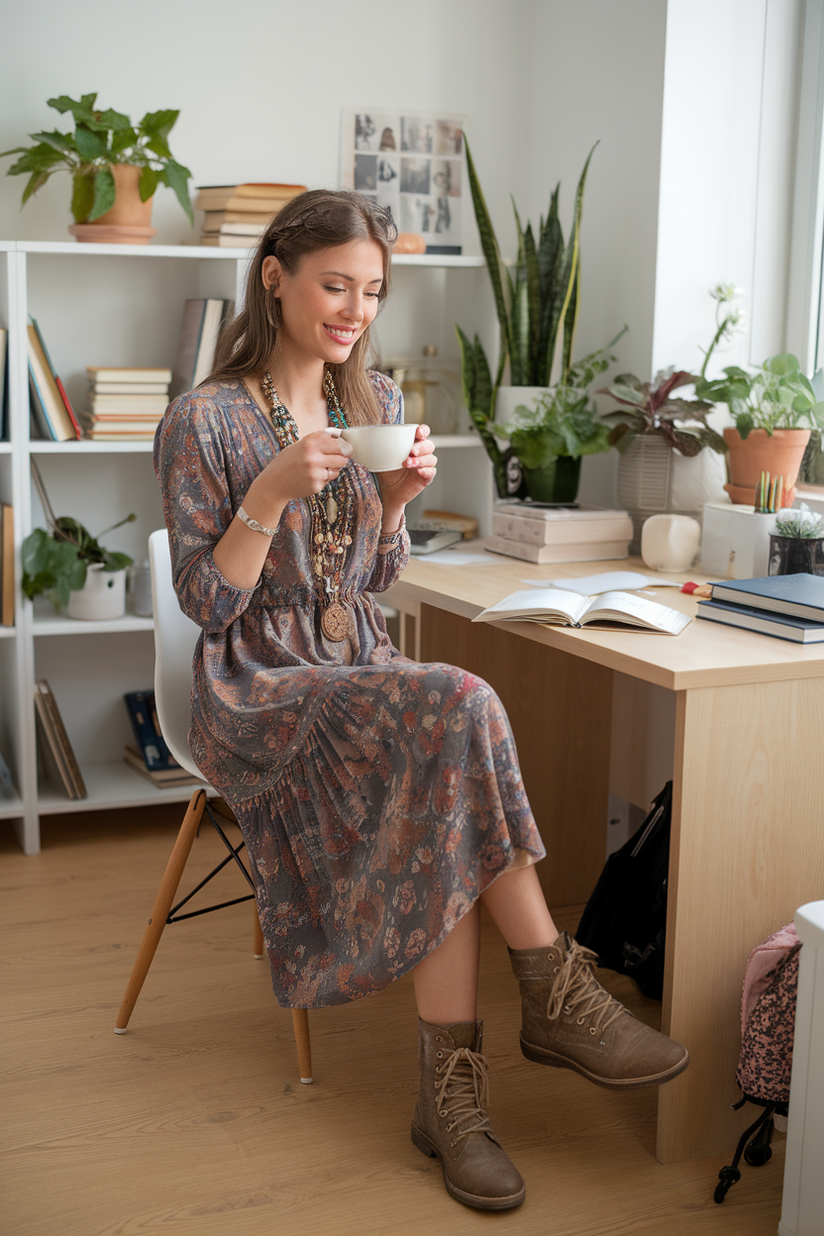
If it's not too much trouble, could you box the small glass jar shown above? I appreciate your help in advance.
[131,559,153,616]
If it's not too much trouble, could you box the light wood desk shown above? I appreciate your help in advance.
[384,554,824,1164]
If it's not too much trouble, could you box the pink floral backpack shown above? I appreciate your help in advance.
[714,921,801,1204]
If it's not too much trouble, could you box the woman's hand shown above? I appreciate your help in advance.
[252,428,354,512]
[377,424,438,511]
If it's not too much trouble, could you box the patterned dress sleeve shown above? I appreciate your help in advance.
[153,388,258,633]
[364,370,411,592]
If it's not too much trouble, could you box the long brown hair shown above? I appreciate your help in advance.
[206,189,398,425]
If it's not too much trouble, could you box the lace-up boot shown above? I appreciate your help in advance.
[411,1019,525,1210]
[510,932,689,1088]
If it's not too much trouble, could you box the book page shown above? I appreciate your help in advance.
[473,588,588,624]
[583,591,691,634]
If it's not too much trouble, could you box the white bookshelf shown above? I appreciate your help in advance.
[0,240,497,855]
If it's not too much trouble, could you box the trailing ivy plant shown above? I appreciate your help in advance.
[0,93,193,224]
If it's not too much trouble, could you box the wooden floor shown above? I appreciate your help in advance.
[1,806,785,1236]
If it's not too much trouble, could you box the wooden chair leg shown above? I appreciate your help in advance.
[252,907,264,959]
[292,1008,313,1084]
[114,789,208,1034]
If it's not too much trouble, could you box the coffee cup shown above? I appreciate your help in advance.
[340,424,417,472]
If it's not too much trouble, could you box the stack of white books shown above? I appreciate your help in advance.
[82,367,172,440]
[485,502,634,564]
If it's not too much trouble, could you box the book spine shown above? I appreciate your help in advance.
[36,681,87,797]
[34,684,79,799]
[124,691,177,770]
[1,504,13,626]
[492,512,633,545]
[484,535,631,564]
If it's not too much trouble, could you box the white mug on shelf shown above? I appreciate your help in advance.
[640,513,701,572]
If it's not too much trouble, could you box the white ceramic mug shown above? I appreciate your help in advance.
[340,424,417,472]
[640,513,701,572]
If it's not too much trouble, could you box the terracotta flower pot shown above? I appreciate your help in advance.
[68,165,157,245]
[723,427,811,506]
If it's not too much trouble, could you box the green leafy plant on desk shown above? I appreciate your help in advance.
[495,337,622,469]
[22,515,135,611]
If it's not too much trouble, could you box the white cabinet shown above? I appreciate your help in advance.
[0,243,495,854]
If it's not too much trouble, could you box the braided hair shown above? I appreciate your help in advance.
[206,189,398,424]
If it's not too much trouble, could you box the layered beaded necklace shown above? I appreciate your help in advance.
[261,368,356,642]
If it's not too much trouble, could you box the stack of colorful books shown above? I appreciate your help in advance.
[696,573,824,643]
[485,503,634,564]
[82,367,172,440]
[195,182,307,247]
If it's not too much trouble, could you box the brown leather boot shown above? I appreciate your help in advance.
[411,1019,525,1210]
[510,932,689,1089]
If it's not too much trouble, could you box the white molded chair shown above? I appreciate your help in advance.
[114,529,313,1082]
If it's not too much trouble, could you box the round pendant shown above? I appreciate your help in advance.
[321,601,353,642]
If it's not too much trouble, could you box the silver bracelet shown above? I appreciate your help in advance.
[237,505,277,537]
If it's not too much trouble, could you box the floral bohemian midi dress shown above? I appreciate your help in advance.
[154,371,545,1008]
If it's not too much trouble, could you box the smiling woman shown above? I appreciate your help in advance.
[152,186,688,1213]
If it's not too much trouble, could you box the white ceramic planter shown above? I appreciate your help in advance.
[617,435,728,553]
[66,564,127,620]
[494,385,551,424]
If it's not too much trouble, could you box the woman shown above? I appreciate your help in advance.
[154,189,688,1212]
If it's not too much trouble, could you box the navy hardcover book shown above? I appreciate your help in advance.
[123,690,179,771]
[710,573,824,621]
[697,598,824,643]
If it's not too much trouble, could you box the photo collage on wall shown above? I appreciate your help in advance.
[340,109,464,254]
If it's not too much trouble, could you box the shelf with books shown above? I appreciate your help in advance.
[32,611,155,637]
[1,239,499,855]
[37,760,214,814]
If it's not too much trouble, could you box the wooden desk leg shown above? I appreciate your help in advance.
[656,677,824,1163]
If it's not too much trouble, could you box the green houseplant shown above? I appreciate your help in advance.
[0,93,193,231]
[694,285,824,503]
[495,336,622,502]
[456,137,604,497]
[22,513,135,614]
[597,367,728,551]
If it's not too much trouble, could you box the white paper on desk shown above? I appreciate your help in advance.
[521,571,682,595]
[418,549,502,565]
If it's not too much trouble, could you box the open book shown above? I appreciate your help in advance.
[472,588,691,635]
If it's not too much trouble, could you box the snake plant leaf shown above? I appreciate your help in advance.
[464,136,512,364]
[536,188,565,386]
[556,142,598,383]
[515,208,541,383]
[87,166,116,221]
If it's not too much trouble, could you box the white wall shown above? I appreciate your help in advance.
[0,0,533,248]
[523,0,668,506]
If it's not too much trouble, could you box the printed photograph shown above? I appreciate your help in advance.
[432,159,461,198]
[341,108,465,253]
[401,116,433,154]
[354,154,378,192]
[400,157,430,196]
[434,118,463,156]
[354,112,401,153]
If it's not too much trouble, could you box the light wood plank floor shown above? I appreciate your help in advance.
[1,807,784,1236]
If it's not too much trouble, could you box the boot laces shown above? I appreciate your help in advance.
[435,1047,495,1144]
[546,940,626,1033]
